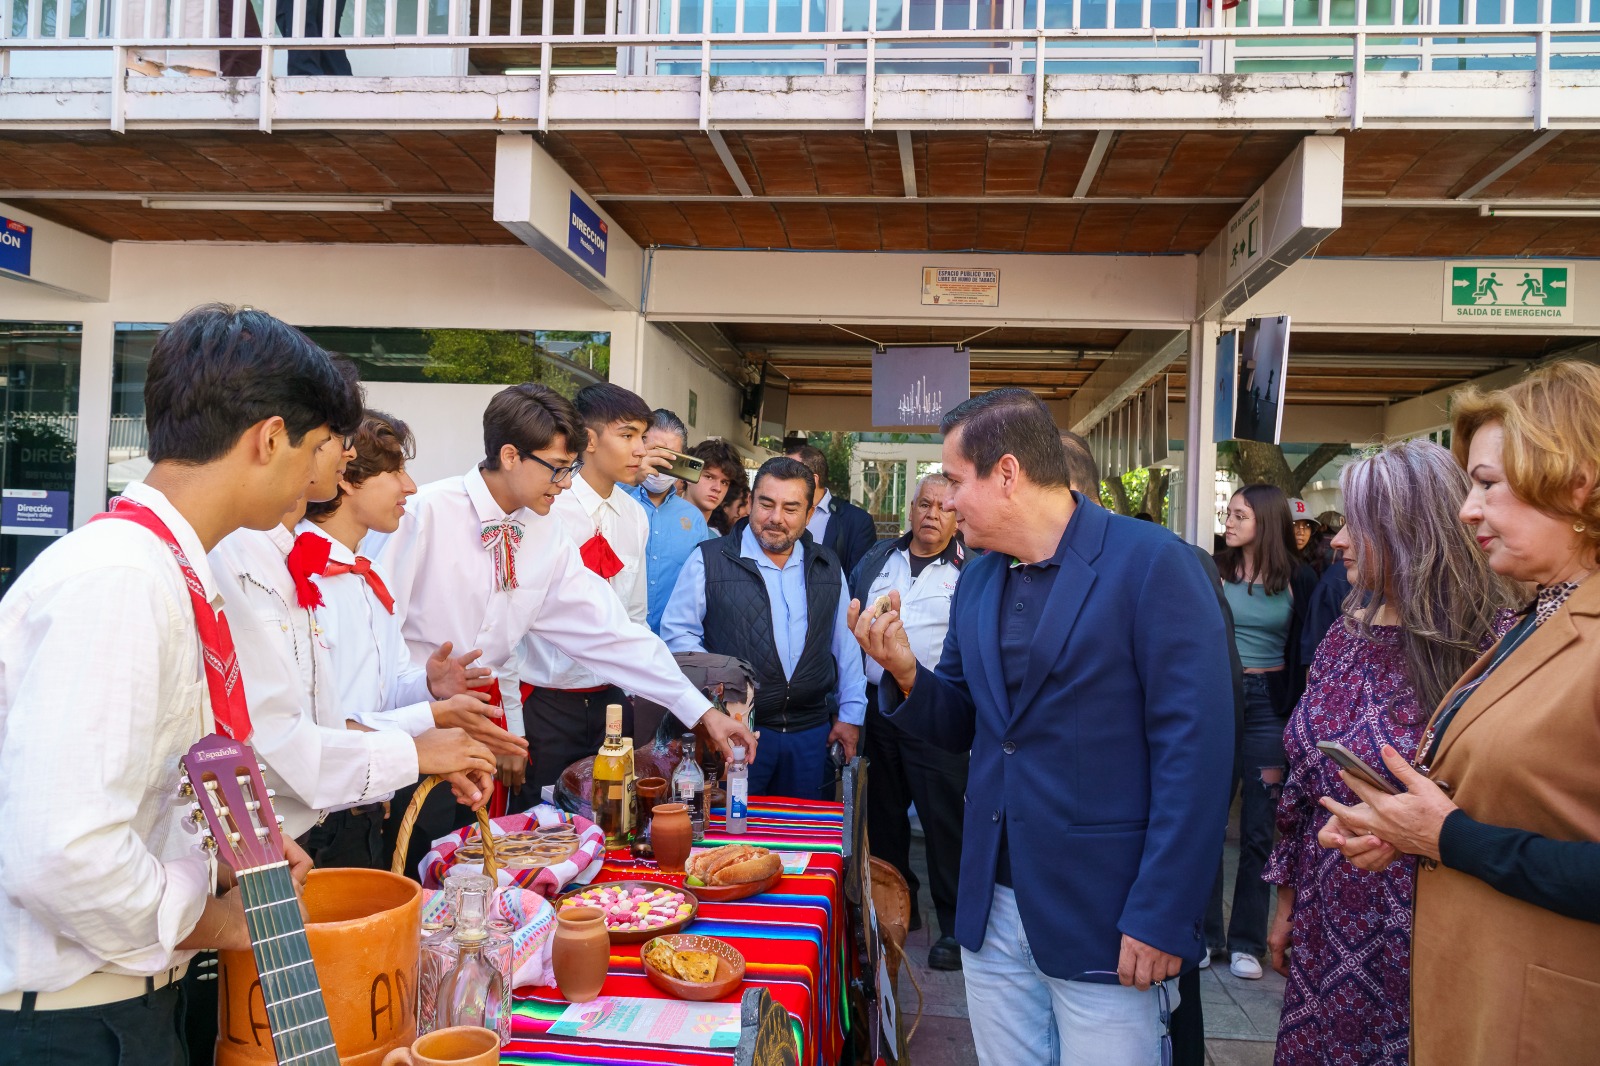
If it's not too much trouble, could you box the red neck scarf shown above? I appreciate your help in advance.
[92,498,253,742]
[286,530,395,613]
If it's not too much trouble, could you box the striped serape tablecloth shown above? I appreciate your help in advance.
[502,797,848,1065]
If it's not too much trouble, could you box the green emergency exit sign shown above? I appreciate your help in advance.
[1445,263,1573,323]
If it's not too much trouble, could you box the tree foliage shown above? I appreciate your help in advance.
[421,329,580,396]
[1222,440,1348,495]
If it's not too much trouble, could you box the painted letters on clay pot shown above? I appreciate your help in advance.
[216,868,422,1066]
[380,1025,500,1066]
[650,802,693,874]
[551,906,611,1003]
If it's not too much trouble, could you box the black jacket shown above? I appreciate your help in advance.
[695,524,843,733]
[818,494,878,577]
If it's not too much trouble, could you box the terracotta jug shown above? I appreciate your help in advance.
[216,868,422,1066]
[380,1025,500,1066]
[551,906,610,1003]
[651,802,693,873]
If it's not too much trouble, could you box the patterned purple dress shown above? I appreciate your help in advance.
[1263,621,1422,1066]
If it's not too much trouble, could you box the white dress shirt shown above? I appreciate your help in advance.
[210,525,419,838]
[0,481,213,994]
[374,466,712,737]
[859,539,962,686]
[292,521,435,738]
[806,489,834,543]
[518,473,649,690]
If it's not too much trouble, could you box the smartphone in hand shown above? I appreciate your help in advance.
[1316,741,1400,795]
[661,449,705,483]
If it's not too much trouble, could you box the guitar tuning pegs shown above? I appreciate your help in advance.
[201,835,218,854]
[181,804,205,835]
[275,816,285,830]
[265,789,276,799]
[177,776,195,799]
[257,763,267,774]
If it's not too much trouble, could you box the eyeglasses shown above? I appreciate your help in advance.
[1069,971,1173,1066]
[520,451,584,483]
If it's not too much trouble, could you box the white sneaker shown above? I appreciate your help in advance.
[1230,952,1263,980]
[1197,952,1212,970]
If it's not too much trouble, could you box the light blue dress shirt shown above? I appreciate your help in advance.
[628,484,711,634]
[661,525,867,726]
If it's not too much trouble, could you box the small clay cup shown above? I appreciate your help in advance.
[636,776,669,822]
[381,1025,499,1065]
[552,906,611,1003]
[651,802,693,874]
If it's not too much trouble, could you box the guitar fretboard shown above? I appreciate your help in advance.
[239,863,339,1066]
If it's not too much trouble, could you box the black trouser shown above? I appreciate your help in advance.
[0,982,188,1066]
[1205,669,1288,958]
[298,806,385,870]
[384,776,473,882]
[864,688,968,939]
[273,0,353,75]
[524,686,631,807]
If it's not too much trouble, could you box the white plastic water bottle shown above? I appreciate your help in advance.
[726,744,749,835]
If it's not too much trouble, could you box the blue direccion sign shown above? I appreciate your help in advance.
[2,489,69,536]
[0,216,31,277]
[566,192,608,277]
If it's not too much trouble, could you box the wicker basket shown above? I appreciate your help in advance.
[389,774,501,882]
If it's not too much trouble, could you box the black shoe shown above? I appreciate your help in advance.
[909,910,923,933]
[928,936,962,971]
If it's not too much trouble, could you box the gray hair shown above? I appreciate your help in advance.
[649,408,688,446]
[913,472,951,497]
[1339,439,1519,712]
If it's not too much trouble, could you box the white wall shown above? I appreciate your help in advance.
[636,322,744,444]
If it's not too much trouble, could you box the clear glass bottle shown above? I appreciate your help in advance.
[432,880,513,1045]
[725,743,749,835]
[593,703,636,845]
[671,733,707,840]
[418,867,493,1035]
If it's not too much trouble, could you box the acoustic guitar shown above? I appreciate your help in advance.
[182,733,339,1066]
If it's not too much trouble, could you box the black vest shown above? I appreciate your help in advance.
[697,527,842,733]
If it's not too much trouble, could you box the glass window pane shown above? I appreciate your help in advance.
[1,322,82,598]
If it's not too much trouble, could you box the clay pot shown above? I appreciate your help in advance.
[551,906,611,1003]
[651,802,693,874]
[381,1025,500,1066]
[216,868,422,1066]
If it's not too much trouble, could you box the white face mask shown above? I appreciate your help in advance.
[643,472,677,494]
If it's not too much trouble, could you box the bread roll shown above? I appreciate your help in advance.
[709,849,782,885]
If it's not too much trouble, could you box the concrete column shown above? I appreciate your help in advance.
[1182,319,1220,547]
[72,310,115,528]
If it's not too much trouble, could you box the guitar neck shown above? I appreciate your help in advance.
[238,863,339,1066]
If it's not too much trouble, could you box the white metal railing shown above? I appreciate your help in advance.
[2,0,1597,81]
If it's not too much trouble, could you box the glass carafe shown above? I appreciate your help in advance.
[430,880,513,1045]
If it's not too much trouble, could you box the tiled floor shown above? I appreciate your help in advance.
[890,813,1283,1066]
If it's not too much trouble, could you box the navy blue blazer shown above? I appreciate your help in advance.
[820,495,878,578]
[887,494,1234,979]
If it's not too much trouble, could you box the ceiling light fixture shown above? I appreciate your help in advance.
[141,197,393,213]
[1478,204,1600,219]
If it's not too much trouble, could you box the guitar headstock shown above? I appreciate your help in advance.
[180,734,285,873]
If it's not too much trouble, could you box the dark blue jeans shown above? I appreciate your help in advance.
[1205,669,1289,958]
[747,718,833,801]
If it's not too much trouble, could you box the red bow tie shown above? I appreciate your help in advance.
[286,532,395,613]
[580,530,625,580]
[325,555,396,614]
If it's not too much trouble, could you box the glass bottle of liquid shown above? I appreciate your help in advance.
[433,880,513,1045]
[725,743,749,835]
[593,703,636,846]
[671,733,707,840]
[418,867,493,1034]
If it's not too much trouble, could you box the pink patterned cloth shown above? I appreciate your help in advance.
[419,803,606,896]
